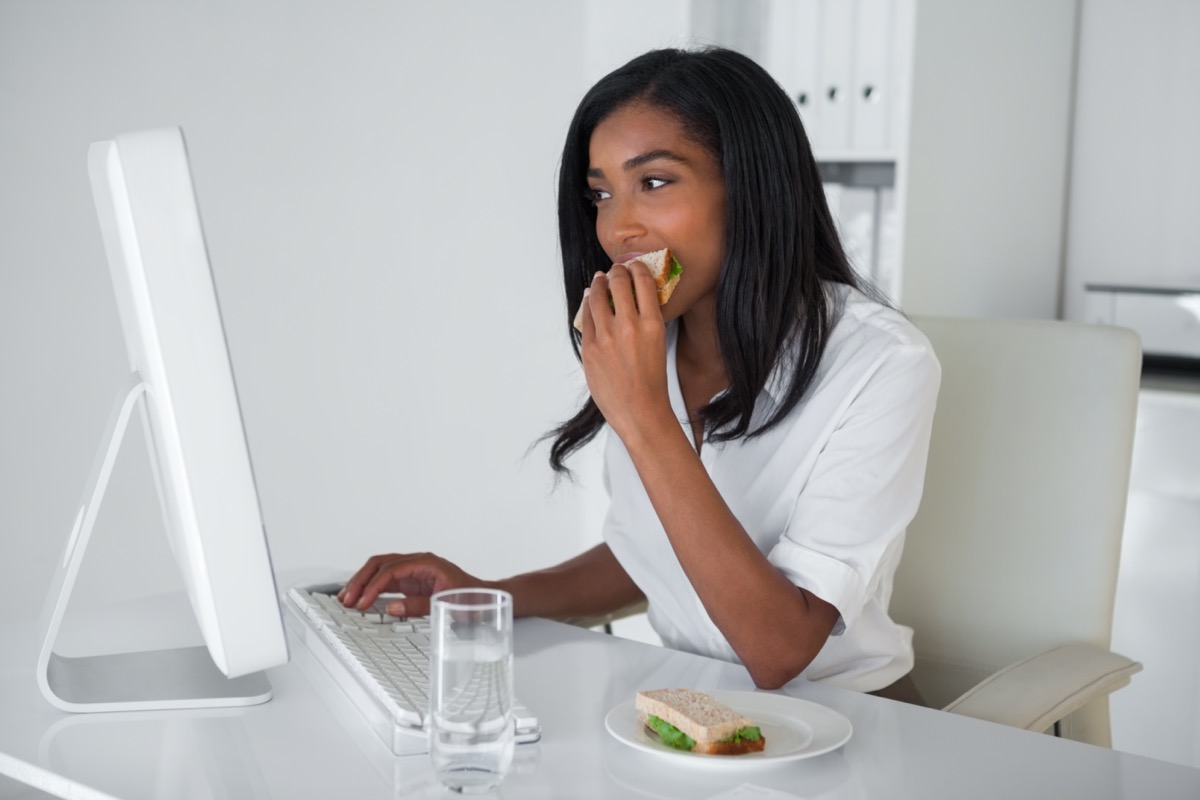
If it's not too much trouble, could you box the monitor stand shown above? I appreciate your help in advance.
[37,371,273,712]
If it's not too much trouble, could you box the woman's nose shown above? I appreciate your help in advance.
[605,198,646,248]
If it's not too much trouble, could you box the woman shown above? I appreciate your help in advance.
[340,47,939,695]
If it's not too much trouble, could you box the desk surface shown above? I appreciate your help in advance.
[2,594,1199,800]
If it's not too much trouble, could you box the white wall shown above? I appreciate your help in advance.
[1062,0,1200,320]
[0,0,594,625]
[584,0,692,86]
[901,0,1078,319]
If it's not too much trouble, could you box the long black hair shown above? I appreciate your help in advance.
[547,47,864,474]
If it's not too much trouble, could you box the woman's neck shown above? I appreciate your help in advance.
[675,302,727,452]
[676,300,726,386]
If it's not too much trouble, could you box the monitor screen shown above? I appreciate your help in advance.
[37,127,288,712]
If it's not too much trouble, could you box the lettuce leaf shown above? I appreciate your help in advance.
[646,715,696,751]
[669,257,683,279]
[720,726,762,743]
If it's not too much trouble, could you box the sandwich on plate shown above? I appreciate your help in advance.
[573,247,683,331]
[635,688,765,755]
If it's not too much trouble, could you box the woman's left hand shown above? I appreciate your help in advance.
[578,261,675,447]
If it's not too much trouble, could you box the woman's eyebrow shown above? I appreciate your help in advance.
[623,149,689,171]
[587,149,690,179]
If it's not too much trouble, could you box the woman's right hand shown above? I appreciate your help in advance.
[337,553,491,618]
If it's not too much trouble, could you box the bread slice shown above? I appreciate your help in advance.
[635,689,766,755]
[692,736,767,756]
[637,248,683,304]
[572,248,682,331]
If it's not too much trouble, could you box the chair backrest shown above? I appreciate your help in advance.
[891,316,1142,709]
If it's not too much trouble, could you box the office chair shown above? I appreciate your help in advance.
[559,600,648,635]
[891,316,1144,747]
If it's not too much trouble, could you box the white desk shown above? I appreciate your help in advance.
[2,594,1199,799]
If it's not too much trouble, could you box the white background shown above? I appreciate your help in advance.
[0,0,603,624]
[1062,0,1200,318]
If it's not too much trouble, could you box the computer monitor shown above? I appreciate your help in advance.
[37,127,289,712]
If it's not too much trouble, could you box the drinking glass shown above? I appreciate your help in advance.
[429,588,514,794]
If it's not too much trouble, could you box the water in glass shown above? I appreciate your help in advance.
[430,591,514,794]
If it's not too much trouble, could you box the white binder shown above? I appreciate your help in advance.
[764,0,822,139]
[851,0,895,151]
[816,0,856,152]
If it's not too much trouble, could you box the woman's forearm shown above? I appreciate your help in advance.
[495,543,644,620]
[622,423,839,689]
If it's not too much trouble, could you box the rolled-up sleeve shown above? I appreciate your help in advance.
[768,340,941,633]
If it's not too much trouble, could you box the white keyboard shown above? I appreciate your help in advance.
[284,584,540,756]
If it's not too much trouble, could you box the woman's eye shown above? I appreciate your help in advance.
[643,177,669,190]
[586,187,611,204]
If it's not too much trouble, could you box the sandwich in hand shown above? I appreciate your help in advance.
[635,688,765,755]
[573,247,683,331]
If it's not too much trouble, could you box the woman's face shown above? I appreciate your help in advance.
[586,102,726,323]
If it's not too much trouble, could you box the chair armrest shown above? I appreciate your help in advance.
[558,599,649,632]
[942,643,1142,733]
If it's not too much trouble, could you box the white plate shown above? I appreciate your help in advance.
[604,690,852,767]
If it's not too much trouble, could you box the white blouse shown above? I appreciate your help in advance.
[602,284,941,692]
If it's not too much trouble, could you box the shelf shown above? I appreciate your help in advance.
[1085,283,1200,297]
[817,160,896,189]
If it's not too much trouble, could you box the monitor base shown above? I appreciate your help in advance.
[37,373,274,713]
[44,648,272,712]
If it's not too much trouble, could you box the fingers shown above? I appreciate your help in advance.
[390,595,432,618]
[337,552,456,615]
[358,560,428,611]
[586,261,656,335]
[586,270,610,334]
[625,260,661,321]
[338,554,392,608]
[606,263,638,317]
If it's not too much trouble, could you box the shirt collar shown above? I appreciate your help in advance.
[762,354,791,407]
[667,319,790,411]
[671,277,851,413]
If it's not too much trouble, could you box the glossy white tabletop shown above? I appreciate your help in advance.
[2,592,1199,799]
